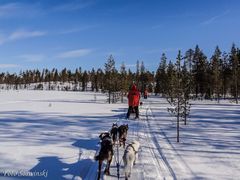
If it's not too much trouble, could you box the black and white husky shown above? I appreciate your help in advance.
[123,140,140,180]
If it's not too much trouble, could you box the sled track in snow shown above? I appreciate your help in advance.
[156,125,197,178]
[147,99,198,179]
[85,100,178,180]
[98,102,178,179]
[140,102,177,180]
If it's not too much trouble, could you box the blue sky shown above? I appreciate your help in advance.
[0,0,240,73]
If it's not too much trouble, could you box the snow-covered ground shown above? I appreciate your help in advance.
[146,98,240,180]
[0,90,239,180]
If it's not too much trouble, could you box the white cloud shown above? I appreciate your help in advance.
[0,1,92,18]
[0,64,19,68]
[57,49,93,59]
[8,30,46,41]
[200,10,230,26]
[0,29,47,45]
[0,3,42,18]
[17,54,45,62]
[0,3,20,17]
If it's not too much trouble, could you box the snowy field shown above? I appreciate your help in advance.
[0,90,239,180]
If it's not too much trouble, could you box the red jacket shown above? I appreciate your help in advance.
[127,85,140,106]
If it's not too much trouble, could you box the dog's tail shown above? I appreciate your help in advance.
[94,155,100,161]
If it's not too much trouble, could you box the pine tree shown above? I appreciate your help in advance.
[61,68,68,83]
[97,68,104,91]
[184,49,194,95]
[192,45,208,98]
[166,60,176,100]
[135,60,140,86]
[145,70,154,93]
[104,55,117,103]
[155,53,167,95]
[139,61,146,94]
[167,51,191,142]
[120,62,128,102]
[67,70,72,83]
[229,44,239,104]
[82,70,88,91]
[210,46,222,102]
[181,59,191,125]
[90,68,96,91]
[35,69,41,83]
[78,67,82,90]
[221,52,231,98]
[93,68,99,92]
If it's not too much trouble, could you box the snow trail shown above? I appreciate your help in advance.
[102,99,176,180]
[146,99,200,179]
[140,101,176,180]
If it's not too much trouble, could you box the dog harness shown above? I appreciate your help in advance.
[128,144,138,154]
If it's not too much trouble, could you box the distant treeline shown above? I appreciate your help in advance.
[0,44,239,102]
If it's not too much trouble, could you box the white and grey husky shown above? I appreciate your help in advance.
[123,140,140,180]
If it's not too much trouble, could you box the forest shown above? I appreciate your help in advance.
[0,44,239,104]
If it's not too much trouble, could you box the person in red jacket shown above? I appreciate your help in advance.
[126,84,140,119]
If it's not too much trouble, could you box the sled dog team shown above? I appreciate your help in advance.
[95,123,140,180]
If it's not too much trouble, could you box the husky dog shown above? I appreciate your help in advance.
[110,123,118,145]
[118,124,128,148]
[95,132,113,180]
[123,140,140,180]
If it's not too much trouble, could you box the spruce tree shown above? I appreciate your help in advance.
[90,68,96,91]
[184,49,194,95]
[139,61,146,94]
[222,52,231,98]
[166,60,176,100]
[155,53,167,96]
[210,46,222,102]
[82,70,88,91]
[192,45,208,98]
[167,51,191,142]
[104,55,117,103]
[135,60,140,86]
[120,62,128,102]
[229,44,239,104]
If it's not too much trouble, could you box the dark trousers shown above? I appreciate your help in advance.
[126,106,139,119]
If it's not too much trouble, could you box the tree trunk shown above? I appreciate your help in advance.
[184,100,187,125]
[177,97,180,142]
[108,91,111,104]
